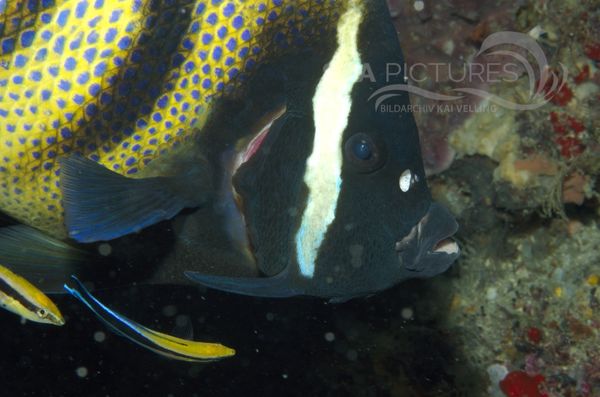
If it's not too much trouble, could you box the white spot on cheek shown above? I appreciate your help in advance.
[413,0,425,12]
[399,169,412,192]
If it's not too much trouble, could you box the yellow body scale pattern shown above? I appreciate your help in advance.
[0,0,344,237]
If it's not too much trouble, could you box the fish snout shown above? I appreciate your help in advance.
[395,202,460,278]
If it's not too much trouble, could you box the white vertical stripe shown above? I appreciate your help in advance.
[295,1,364,278]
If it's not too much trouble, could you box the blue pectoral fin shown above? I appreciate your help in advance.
[60,156,199,243]
[185,266,303,298]
[0,225,87,293]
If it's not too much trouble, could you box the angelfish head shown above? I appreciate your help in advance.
[187,0,459,301]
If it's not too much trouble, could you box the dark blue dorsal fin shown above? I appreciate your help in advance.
[60,156,197,243]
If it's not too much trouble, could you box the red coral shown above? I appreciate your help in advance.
[574,64,590,84]
[527,327,542,344]
[500,371,548,397]
[584,42,600,61]
[549,112,586,158]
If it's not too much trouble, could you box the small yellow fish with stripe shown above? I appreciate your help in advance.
[0,263,64,325]
[64,276,235,362]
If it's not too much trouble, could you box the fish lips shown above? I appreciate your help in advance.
[395,202,460,278]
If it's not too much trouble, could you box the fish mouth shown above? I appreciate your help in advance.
[395,202,459,278]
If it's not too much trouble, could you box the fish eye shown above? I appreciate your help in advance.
[344,133,385,173]
[37,308,47,317]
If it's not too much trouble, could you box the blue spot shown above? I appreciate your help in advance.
[58,80,71,91]
[131,144,141,152]
[164,134,172,142]
[29,106,38,114]
[40,30,52,41]
[35,48,48,61]
[29,71,42,81]
[48,66,59,76]
[226,37,237,51]
[170,107,178,116]
[223,3,235,16]
[202,33,213,45]
[118,36,131,50]
[94,62,107,77]
[127,168,138,175]
[238,47,249,58]
[136,119,147,129]
[178,115,186,123]
[94,0,103,8]
[191,89,200,99]
[109,9,123,23]
[132,0,142,12]
[256,16,265,26]
[241,29,251,41]
[6,125,15,132]
[215,67,223,77]
[75,1,88,18]
[113,56,124,66]
[104,28,117,43]
[100,48,113,58]
[8,93,19,100]
[87,31,99,44]
[87,16,100,28]
[195,2,205,14]
[53,35,65,54]
[190,21,200,33]
[85,104,98,117]
[165,120,173,128]
[212,46,222,61]
[152,112,162,122]
[0,109,6,117]
[182,38,194,50]
[69,33,83,50]
[83,48,96,63]
[133,134,142,141]
[185,61,195,73]
[202,64,211,74]
[125,157,136,166]
[64,57,77,70]
[43,162,53,170]
[258,3,266,11]
[20,30,35,47]
[206,12,217,25]
[232,15,243,29]
[157,96,168,108]
[12,75,23,84]
[192,74,199,84]
[56,99,66,108]
[272,0,282,5]
[88,83,100,96]
[73,94,84,104]
[57,9,70,27]
[32,152,41,159]
[41,90,51,100]
[227,68,239,79]
[77,72,90,84]
[60,127,72,139]
[100,92,112,105]
[41,13,52,23]
[224,57,234,66]
[268,11,278,21]
[24,90,33,98]
[179,78,188,89]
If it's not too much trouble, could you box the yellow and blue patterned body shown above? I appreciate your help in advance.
[0,0,345,237]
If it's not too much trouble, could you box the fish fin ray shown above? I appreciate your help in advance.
[60,155,197,243]
[185,265,302,298]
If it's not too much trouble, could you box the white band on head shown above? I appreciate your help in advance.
[295,0,364,278]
